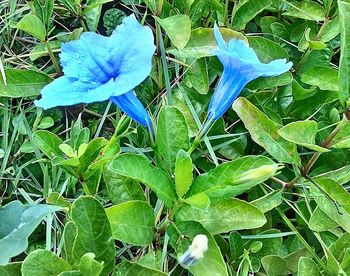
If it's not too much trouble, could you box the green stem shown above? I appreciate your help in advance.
[187,117,214,154]
[157,22,173,105]
[287,114,349,188]
[155,23,163,89]
[294,48,311,72]
[224,0,229,27]
[276,207,327,271]
[46,41,61,74]
[303,115,349,173]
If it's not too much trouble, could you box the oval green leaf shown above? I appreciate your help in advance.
[175,198,266,234]
[106,200,155,246]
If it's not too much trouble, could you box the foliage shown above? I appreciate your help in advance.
[1,0,350,275]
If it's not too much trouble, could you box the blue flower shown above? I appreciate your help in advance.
[35,15,156,130]
[207,25,293,121]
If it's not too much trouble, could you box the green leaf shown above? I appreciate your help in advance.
[21,249,71,276]
[32,130,63,159]
[59,270,82,275]
[0,69,52,98]
[30,41,61,61]
[310,178,350,233]
[247,72,293,90]
[330,122,350,148]
[313,165,350,185]
[85,0,113,31]
[247,36,289,63]
[339,0,350,106]
[59,144,76,158]
[167,221,228,276]
[108,153,176,208]
[232,0,272,30]
[62,222,78,266]
[47,192,71,208]
[325,248,346,275]
[300,66,339,91]
[138,251,162,271]
[174,150,193,198]
[189,155,278,203]
[251,189,283,213]
[113,261,167,276]
[32,130,78,176]
[156,106,190,171]
[78,137,108,172]
[184,193,210,210]
[185,59,209,94]
[104,171,146,205]
[33,0,54,28]
[15,14,46,41]
[156,15,191,49]
[285,248,313,273]
[232,97,300,165]
[0,262,22,276]
[38,117,54,129]
[319,16,339,42]
[168,27,246,59]
[247,229,283,260]
[106,200,155,246]
[297,257,322,276]
[283,0,326,21]
[261,255,288,276]
[78,253,104,276]
[229,232,243,260]
[84,0,114,14]
[70,196,116,275]
[175,198,266,234]
[278,120,329,152]
[0,201,61,265]
[291,79,318,100]
[329,232,350,260]
[309,207,338,231]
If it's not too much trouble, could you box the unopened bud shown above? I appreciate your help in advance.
[179,234,208,266]
[231,164,282,185]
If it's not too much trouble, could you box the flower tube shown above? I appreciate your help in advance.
[207,25,293,122]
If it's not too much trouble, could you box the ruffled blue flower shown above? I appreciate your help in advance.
[35,15,156,130]
[207,25,293,121]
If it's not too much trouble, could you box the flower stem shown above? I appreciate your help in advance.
[187,117,214,154]
[157,22,173,105]
[45,41,61,75]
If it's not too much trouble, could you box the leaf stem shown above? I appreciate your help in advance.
[287,113,350,188]
[276,207,327,271]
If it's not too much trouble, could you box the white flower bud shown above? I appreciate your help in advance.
[179,234,208,266]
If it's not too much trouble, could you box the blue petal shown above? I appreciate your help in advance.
[207,68,249,121]
[107,14,156,96]
[35,76,117,109]
[227,38,260,63]
[110,91,153,130]
[60,32,113,83]
[59,14,155,97]
[253,59,293,77]
[213,24,228,50]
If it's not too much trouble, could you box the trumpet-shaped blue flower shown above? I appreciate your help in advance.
[207,25,293,121]
[35,15,156,130]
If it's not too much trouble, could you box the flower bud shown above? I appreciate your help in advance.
[230,164,282,185]
[179,234,208,266]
